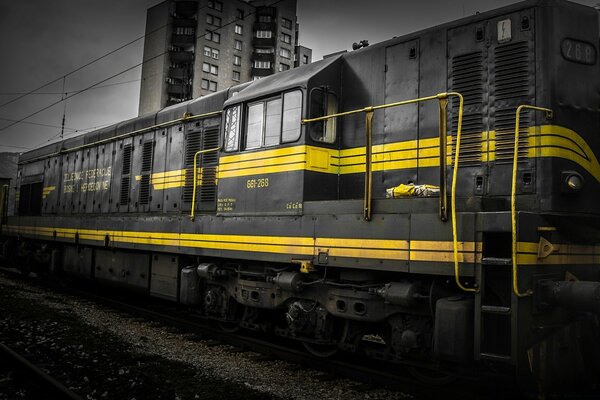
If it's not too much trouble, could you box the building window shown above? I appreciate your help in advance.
[280,48,291,59]
[204,47,219,59]
[253,60,271,69]
[202,79,218,92]
[208,0,222,12]
[203,63,218,75]
[302,54,309,64]
[234,40,242,51]
[233,55,241,66]
[206,14,221,26]
[279,63,290,72]
[258,15,272,23]
[205,30,220,43]
[232,71,240,81]
[255,48,274,54]
[241,90,303,150]
[281,18,292,30]
[174,26,194,35]
[281,33,291,44]
[236,9,244,19]
[255,30,272,38]
[235,24,243,35]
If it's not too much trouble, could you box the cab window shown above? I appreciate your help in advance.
[309,88,337,144]
[224,105,241,151]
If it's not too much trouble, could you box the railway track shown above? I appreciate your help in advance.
[0,342,83,400]
[0,267,515,399]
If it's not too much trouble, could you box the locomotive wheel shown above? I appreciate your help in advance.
[302,341,338,358]
[406,365,457,385]
[217,320,241,333]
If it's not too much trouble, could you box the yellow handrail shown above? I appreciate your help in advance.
[512,105,552,297]
[303,92,474,292]
[446,92,476,293]
[190,146,221,220]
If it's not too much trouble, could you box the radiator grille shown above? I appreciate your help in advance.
[494,108,530,162]
[451,113,484,166]
[494,41,530,101]
[139,141,154,205]
[119,144,132,206]
[452,51,484,107]
[199,127,219,203]
[183,130,202,203]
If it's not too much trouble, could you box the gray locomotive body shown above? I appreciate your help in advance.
[2,0,600,390]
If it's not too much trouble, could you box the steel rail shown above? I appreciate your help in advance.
[0,342,83,400]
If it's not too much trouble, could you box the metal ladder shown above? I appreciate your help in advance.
[474,254,516,363]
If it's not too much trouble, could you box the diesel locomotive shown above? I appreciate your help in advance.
[2,0,600,391]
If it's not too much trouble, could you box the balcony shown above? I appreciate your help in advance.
[167,83,192,95]
[252,52,274,62]
[169,50,194,64]
[171,34,196,46]
[175,1,198,18]
[251,67,273,77]
[256,6,276,17]
[253,21,277,31]
[252,37,276,47]
[169,67,189,80]
[172,17,197,28]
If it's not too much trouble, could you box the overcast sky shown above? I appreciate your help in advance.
[0,0,597,153]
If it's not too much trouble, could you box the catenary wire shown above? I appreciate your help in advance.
[0,0,285,136]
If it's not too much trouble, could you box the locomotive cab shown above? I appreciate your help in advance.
[216,55,342,216]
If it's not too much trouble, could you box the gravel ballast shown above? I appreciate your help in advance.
[0,274,414,400]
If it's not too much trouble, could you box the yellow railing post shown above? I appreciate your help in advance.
[512,105,552,297]
[438,97,449,222]
[364,108,374,221]
[190,147,221,220]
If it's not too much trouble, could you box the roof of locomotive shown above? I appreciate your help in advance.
[223,55,343,106]
[18,86,244,163]
[18,0,586,164]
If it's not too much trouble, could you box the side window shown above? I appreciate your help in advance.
[309,88,337,144]
[282,91,302,142]
[241,89,303,150]
[224,105,241,151]
[246,103,264,149]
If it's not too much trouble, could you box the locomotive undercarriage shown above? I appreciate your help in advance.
[186,260,462,362]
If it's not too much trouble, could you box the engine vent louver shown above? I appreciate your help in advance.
[119,144,132,206]
[451,51,484,166]
[494,41,530,101]
[199,127,219,203]
[494,108,530,162]
[452,51,484,107]
[183,130,202,203]
[139,141,154,205]
[451,113,484,166]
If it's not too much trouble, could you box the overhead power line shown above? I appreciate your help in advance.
[1,0,285,136]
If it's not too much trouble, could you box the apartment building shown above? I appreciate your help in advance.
[138,0,312,115]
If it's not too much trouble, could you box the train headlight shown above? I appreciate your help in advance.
[561,171,584,193]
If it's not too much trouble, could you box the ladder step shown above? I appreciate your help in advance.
[481,257,512,266]
[480,352,512,362]
[481,305,511,315]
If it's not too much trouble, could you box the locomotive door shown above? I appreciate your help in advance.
[182,117,219,214]
[42,156,60,215]
[383,40,420,194]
